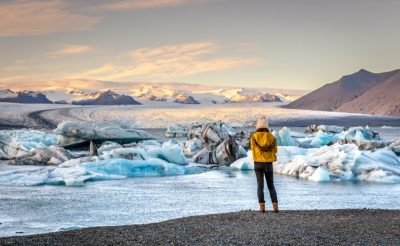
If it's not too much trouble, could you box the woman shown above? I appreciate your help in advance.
[250,115,279,213]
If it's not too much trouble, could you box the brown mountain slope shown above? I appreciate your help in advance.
[284,69,399,111]
[336,71,400,116]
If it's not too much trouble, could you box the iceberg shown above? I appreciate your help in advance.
[183,138,202,157]
[54,121,155,147]
[188,121,237,147]
[97,141,123,155]
[273,127,297,146]
[0,130,60,159]
[0,158,202,186]
[308,167,330,182]
[231,144,400,183]
[342,126,380,141]
[230,150,254,170]
[305,125,346,134]
[309,130,340,147]
[8,145,75,166]
[101,140,188,165]
[165,124,187,138]
[193,138,240,166]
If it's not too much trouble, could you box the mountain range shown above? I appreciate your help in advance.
[285,69,400,117]
[0,83,305,105]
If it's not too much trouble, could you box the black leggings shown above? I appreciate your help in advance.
[254,162,278,203]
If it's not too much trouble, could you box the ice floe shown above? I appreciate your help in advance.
[165,124,187,138]
[230,143,400,183]
[54,121,155,146]
[0,130,60,159]
[0,159,201,186]
[0,123,399,185]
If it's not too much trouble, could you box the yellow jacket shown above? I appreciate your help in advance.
[250,129,277,163]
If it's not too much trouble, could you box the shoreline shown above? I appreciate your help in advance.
[1,209,399,245]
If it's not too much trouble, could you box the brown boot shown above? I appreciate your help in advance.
[259,203,265,213]
[272,202,279,213]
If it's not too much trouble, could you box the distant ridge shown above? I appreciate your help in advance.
[337,70,400,116]
[0,90,53,104]
[284,69,400,116]
[72,90,141,105]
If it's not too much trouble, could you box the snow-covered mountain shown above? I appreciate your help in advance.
[129,84,298,104]
[0,81,306,106]
[131,85,199,104]
[217,88,281,103]
[72,90,141,105]
[0,89,53,104]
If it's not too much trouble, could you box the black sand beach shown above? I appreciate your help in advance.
[1,209,399,245]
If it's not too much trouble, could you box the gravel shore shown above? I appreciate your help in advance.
[1,209,399,245]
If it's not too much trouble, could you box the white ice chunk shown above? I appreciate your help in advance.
[230,151,254,170]
[183,138,202,157]
[0,130,60,158]
[273,127,297,146]
[308,166,330,182]
[0,158,202,186]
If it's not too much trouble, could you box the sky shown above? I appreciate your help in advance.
[0,0,399,91]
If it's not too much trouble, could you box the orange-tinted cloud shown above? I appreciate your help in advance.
[47,44,94,56]
[67,42,263,81]
[95,0,216,11]
[0,1,100,37]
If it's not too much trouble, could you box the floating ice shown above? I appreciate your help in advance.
[308,167,330,182]
[342,126,380,141]
[305,125,345,134]
[273,127,297,146]
[230,151,254,170]
[101,140,188,165]
[188,121,237,147]
[0,158,202,186]
[0,130,60,159]
[165,124,187,138]
[54,121,155,145]
[231,143,400,183]
[193,138,240,166]
[183,138,202,157]
[97,141,123,155]
[9,146,75,166]
[309,130,340,147]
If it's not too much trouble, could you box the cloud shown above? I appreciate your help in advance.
[0,0,100,37]
[48,44,94,56]
[95,0,219,11]
[67,42,263,81]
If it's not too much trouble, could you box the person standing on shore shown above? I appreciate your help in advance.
[250,115,279,213]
